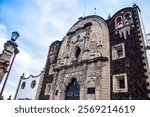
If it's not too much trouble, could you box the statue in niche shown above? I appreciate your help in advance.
[90,30,103,57]
[77,35,80,42]
[88,63,97,77]
[67,37,71,46]
[91,31,102,47]
[83,32,90,51]
[90,41,97,53]
[64,38,71,58]
[88,78,95,87]
[64,46,69,58]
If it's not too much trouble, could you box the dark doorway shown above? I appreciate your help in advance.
[65,78,80,100]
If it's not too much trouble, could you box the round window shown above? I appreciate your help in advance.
[31,80,36,88]
[21,82,26,89]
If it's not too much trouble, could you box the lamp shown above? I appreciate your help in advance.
[0,31,19,99]
[11,32,19,41]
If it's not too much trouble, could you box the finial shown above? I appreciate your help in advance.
[21,73,25,79]
[133,3,141,12]
[78,17,83,21]
[7,95,11,100]
[108,14,111,19]
[133,3,137,7]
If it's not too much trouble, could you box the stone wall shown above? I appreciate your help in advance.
[48,16,110,100]
[107,5,149,99]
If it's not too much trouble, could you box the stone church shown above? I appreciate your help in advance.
[35,4,150,100]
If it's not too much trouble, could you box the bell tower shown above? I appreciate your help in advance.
[0,32,19,83]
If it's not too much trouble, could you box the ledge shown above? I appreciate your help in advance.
[54,56,108,71]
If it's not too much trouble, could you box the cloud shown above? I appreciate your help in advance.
[0,0,150,99]
[0,0,79,99]
[0,24,8,51]
[0,24,44,99]
[0,48,43,99]
[109,0,120,5]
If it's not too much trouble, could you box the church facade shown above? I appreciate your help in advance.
[35,5,150,100]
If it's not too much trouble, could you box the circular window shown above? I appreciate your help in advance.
[31,80,36,88]
[21,82,26,89]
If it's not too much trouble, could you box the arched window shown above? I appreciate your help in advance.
[55,90,59,96]
[75,46,81,59]
[31,80,36,88]
[21,82,26,89]
[124,12,132,25]
[115,16,123,29]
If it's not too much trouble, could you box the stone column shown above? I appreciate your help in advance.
[80,87,86,100]
[82,34,90,60]
[95,86,101,100]
[59,89,65,100]
[0,69,5,83]
[0,39,18,83]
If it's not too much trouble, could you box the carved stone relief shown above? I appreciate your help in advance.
[0,50,13,63]
[48,16,110,100]
[88,78,96,87]
[90,41,98,54]
[83,32,90,52]
[45,83,51,95]
[87,63,97,78]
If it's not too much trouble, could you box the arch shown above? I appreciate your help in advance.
[31,80,36,88]
[65,78,80,100]
[124,12,133,25]
[115,16,123,29]
[21,82,26,89]
[75,46,81,59]
[111,7,133,19]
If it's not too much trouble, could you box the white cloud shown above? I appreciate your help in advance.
[0,24,8,51]
[15,49,43,75]
[0,0,79,99]
[11,0,78,53]
[109,0,120,5]
[0,47,43,99]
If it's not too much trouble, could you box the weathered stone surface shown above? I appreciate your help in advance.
[36,5,150,100]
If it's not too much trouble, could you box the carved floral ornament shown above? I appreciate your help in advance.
[57,17,110,67]
[50,17,110,99]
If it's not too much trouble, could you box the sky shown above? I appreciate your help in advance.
[0,0,150,99]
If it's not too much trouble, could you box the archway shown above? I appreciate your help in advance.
[65,78,80,100]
